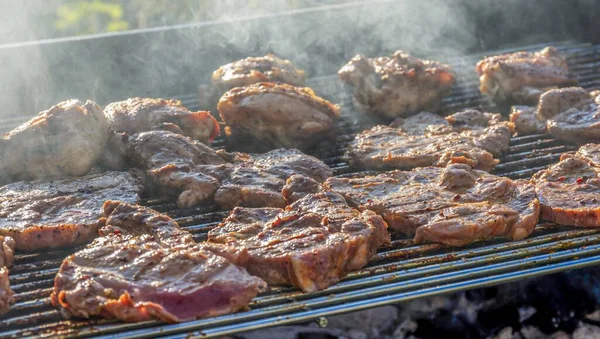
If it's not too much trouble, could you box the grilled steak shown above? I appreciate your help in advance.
[536,87,600,143]
[128,130,332,209]
[217,82,340,151]
[52,201,266,323]
[208,191,390,292]
[338,50,455,119]
[325,164,539,246]
[0,171,142,251]
[0,100,107,184]
[212,54,306,92]
[476,46,576,105]
[510,105,547,135]
[0,236,15,316]
[532,144,600,226]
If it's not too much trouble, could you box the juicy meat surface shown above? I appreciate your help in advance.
[208,191,390,292]
[536,87,600,143]
[128,130,332,209]
[0,100,108,184]
[510,105,547,135]
[338,50,455,119]
[476,46,576,104]
[0,236,15,316]
[51,201,266,323]
[0,171,142,251]
[348,125,498,171]
[325,164,540,246]
[532,144,600,226]
[217,82,340,151]
[104,97,219,144]
[212,54,306,92]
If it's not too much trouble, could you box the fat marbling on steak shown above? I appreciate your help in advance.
[324,164,539,246]
[532,144,600,226]
[0,171,142,251]
[208,190,390,292]
[338,50,455,119]
[52,201,266,323]
[348,110,512,171]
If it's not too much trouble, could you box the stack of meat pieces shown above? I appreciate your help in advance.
[348,110,512,171]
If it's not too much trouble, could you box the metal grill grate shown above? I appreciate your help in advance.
[2,41,600,338]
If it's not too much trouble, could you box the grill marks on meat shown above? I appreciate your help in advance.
[208,191,390,292]
[0,236,15,317]
[325,164,539,247]
[0,100,108,184]
[338,50,455,119]
[0,172,142,251]
[476,46,576,105]
[212,54,306,92]
[532,144,600,227]
[51,201,266,323]
[348,109,511,172]
[129,130,332,209]
[536,87,600,143]
[217,82,340,152]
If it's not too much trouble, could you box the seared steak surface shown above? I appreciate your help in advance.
[0,100,107,184]
[208,191,390,292]
[338,50,455,119]
[0,236,15,316]
[217,82,340,152]
[510,105,547,135]
[476,46,576,104]
[532,144,600,226]
[212,54,306,92]
[51,201,265,323]
[0,172,142,251]
[325,164,539,246]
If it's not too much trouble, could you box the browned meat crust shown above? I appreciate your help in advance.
[476,46,577,105]
[212,54,306,92]
[217,82,340,151]
[510,105,547,135]
[0,172,142,251]
[208,191,390,292]
[325,164,539,246]
[0,236,15,316]
[51,201,266,323]
[0,100,108,184]
[532,144,600,226]
[338,50,455,119]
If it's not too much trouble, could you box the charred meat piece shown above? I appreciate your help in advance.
[476,46,576,104]
[128,130,332,209]
[205,148,333,209]
[325,164,539,246]
[0,268,13,317]
[0,172,142,251]
[338,50,455,119]
[532,144,600,226]
[510,105,547,135]
[52,201,266,323]
[104,97,219,144]
[0,100,107,184]
[212,54,306,92]
[390,111,453,135]
[208,191,390,292]
[445,110,512,157]
[217,82,340,151]
[348,125,498,171]
[537,87,600,143]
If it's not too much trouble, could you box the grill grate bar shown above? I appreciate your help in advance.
[2,40,600,338]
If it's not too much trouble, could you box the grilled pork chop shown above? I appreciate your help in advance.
[0,100,107,184]
[338,50,455,119]
[129,130,332,209]
[208,191,390,292]
[536,87,600,143]
[217,82,340,151]
[325,164,539,246]
[212,54,306,92]
[0,171,142,251]
[476,46,576,105]
[510,105,547,135]
[0,236,15,316]
[532,144,600,226]
[52,201,265,323]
